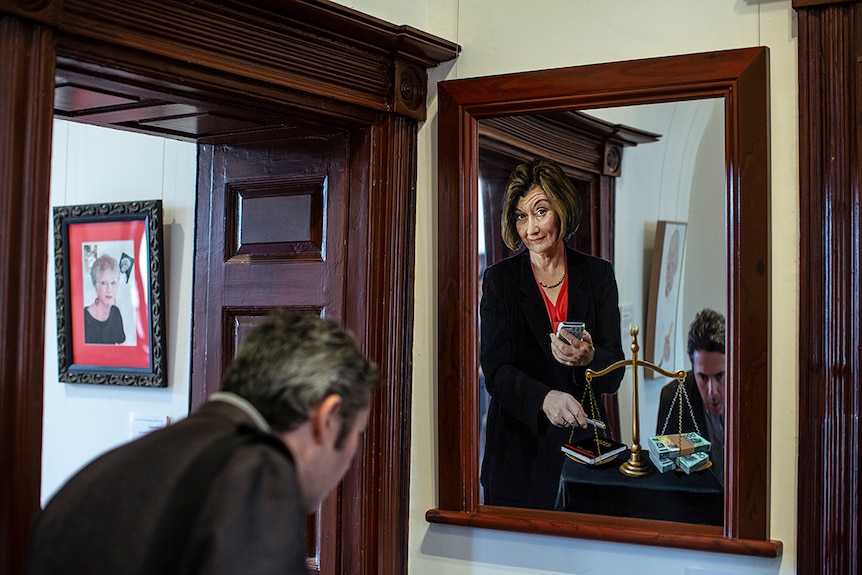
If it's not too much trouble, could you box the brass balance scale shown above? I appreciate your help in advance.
[580,325,699,478]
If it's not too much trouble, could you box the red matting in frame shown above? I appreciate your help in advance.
[68,219,151,369]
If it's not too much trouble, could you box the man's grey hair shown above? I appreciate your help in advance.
[687,308,725,364]
[220,310,379,445]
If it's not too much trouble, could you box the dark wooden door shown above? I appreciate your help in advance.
[191,129,352,574]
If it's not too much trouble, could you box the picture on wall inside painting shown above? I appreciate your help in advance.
[81,242,138,347]
[53,200,168,387]
[645,220,686,378]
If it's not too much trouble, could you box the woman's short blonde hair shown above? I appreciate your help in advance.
[500,157,582,250]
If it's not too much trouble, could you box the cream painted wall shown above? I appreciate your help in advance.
[340,0,798,573]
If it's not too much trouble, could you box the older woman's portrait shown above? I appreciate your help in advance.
[54,200,166,385]
[81,243,136,346]
[479,157,625,510]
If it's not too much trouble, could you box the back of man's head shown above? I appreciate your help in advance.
[687,308,725,364]
[220,310,379,444]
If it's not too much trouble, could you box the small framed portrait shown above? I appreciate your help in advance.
[645,220,687,378]
[53,200,167,387]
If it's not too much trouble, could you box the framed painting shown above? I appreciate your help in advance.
[53,200,167,387]
[645,220,687,378]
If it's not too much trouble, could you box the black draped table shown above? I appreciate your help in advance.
[555,450,723,525]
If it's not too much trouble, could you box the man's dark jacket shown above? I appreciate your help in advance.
[22,396,308,575]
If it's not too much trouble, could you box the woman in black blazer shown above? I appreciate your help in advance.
[480,157,624,510]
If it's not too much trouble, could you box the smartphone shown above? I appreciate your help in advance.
[556,321,585,343]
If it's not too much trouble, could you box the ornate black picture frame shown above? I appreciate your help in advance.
[53,200,167,387]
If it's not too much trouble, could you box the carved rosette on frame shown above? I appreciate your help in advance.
[2,0,59,22]
[393,60,427,119]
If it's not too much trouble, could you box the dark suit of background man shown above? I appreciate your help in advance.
[655,308,726,485]
[23,310,380,575]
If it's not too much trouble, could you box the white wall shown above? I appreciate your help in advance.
[339,0,798,574]
[42,121,197,503]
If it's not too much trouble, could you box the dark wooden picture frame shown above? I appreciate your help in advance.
[429,47,781,557]
[53,200,167,387]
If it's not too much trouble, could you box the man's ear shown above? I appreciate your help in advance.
[310,394,342,444]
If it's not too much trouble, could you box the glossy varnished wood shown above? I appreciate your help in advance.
[40,0,456,140]
[0,17,56,575]
[51,0,456,122]
[796,2,862,573]
[347,115,421,573]
[433,47,780,556]
[426,508,780,557]
[195,132,350,573]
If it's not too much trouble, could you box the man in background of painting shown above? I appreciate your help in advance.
[655,308,726,485]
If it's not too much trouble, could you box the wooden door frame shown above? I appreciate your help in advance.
[0,2,457,574]
[794,0,862,572]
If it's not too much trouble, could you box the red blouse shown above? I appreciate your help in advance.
[535,273,568,334]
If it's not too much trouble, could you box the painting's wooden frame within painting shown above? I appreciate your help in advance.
[54,200,167,387]
[429,47,782,557]
[644,220,688,377]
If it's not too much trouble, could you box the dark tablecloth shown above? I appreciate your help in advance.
[555,450,723,525]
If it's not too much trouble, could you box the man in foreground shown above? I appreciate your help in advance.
[23,310,379,574]
[655,308,726,485]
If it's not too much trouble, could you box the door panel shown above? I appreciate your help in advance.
[192,129,350,575]
[193,131,348,398]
